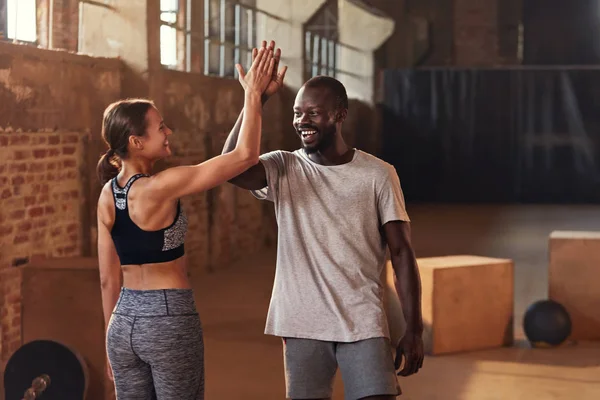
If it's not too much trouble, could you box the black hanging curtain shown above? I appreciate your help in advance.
[379,68,600,203]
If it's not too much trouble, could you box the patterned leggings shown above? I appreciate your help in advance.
[107,288,204,399]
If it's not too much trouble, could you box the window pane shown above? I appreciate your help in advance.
[160,0,178,12]
[312,33,320,64]
[312,62,319,78]
[207,0,220,38]
[204,39,221,75]
[246,8,255,49]
[329,40,336,70]
[7,0,37,42]
[305,31,312,61]
[160,25,177,66]
[222,43,235,77]
[321,36,328,70]
[161,11,177,24]
[235,5,251,48]
[223,0,235,43]
[234,47,250,76]
[243,49,252,71]
[234,4,241,46]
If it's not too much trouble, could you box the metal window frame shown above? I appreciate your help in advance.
[160,0,192,70]
[204,0,262,78]
[0,0,6,40]
[302,0,340,81]
[0,0,38,45]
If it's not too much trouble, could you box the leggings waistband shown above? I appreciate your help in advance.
[114,288,197,317]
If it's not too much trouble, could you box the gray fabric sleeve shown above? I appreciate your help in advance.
[378,166,410,225]
[250,151,285,202]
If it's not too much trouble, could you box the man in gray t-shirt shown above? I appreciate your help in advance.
[222,41,424,400]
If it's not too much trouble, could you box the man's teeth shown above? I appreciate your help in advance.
[301,130,316,137]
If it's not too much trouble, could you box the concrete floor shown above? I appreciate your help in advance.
[194,204,600,400]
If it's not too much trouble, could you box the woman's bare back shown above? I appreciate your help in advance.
[99,174,191,290]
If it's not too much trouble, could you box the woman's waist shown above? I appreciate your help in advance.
[114,286,197,316]
[122,256,188,285]
[116,244,186,266]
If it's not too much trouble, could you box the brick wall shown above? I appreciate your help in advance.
[454,0,499,66]
[376,0,522,68]
[0,130,86,377]
[0,268,21,366]
[452,0,522,65]
[0,130,85,269]
[49,0,80,52]
[0,43,121,389]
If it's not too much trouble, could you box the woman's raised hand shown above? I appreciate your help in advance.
[235,47,276,95]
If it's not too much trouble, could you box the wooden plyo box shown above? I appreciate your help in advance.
[418,255,514,355]
[382,259,406,347]
[549,231,600,341]
[17,256,112,400]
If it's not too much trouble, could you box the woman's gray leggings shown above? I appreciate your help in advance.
[107,288,204,399]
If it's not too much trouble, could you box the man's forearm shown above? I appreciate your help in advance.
[392,252,424,336]
[222,95,268,155]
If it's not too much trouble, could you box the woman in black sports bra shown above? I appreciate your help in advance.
[96,43,286,400]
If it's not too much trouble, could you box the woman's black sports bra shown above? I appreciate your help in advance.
[110,174,188,265]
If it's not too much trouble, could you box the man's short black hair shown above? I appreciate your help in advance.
[304,75,349,111]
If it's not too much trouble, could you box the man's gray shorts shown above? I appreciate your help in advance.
[282,336,400,399]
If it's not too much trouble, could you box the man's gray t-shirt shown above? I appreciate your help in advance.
[251,149,410,342]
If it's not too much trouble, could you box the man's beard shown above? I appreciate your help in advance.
[303,124,336,154]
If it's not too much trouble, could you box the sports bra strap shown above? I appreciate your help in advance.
[111,173,149,211]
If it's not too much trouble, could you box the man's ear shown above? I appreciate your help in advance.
[336,108,348,123]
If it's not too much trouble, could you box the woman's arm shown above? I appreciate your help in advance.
[97,187,122,334]
[146,47,275,201]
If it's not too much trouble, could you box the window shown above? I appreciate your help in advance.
[204,0,257,78]
[304,0,339,81]
[160,0,192,70]
[0,0,37,43]
[305,30,338,79]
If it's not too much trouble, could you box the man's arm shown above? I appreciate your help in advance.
[384,220,423,336]
[222,40,287,191]
[221,99,268,191]
[383,220,424,375]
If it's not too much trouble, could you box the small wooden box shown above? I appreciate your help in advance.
[14,256,110,400]
[549,231,600,341]
[417,255,514,355]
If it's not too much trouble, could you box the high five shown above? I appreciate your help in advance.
[96,47,277,400]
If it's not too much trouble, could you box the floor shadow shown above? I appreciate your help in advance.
[400,341,600,400]
[460,340,600,368]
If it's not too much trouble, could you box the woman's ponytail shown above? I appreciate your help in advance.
[96,149,120,185]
